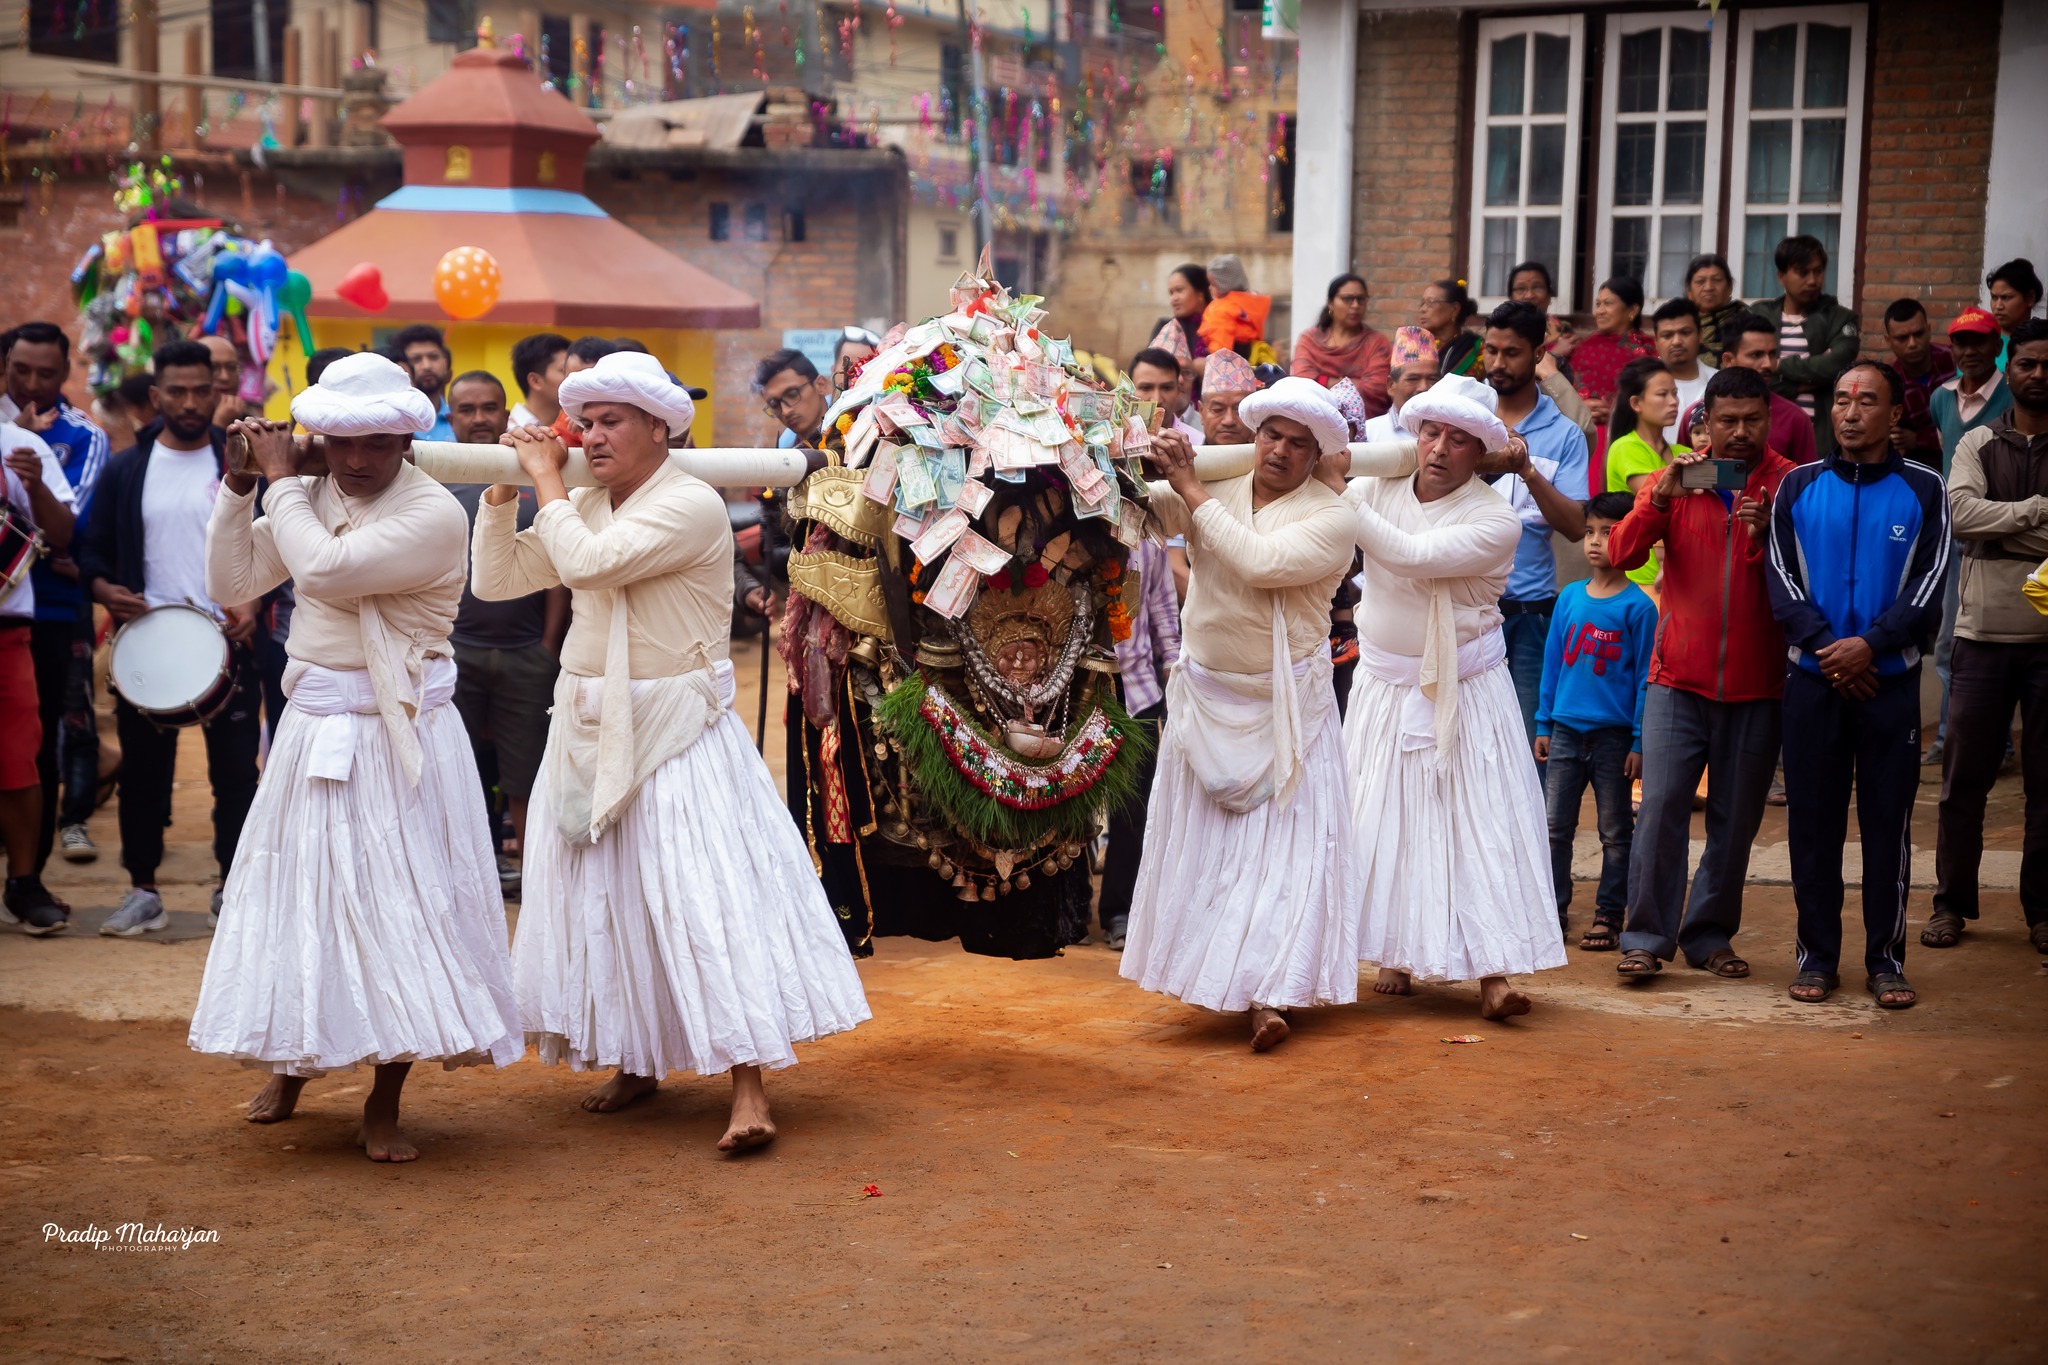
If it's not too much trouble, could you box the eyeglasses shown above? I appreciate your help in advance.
[1334,293,1369,306]
[762,389,811,418]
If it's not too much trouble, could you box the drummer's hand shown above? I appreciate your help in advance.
[6,447,46,490]
[93,579,148,623]
[222,600,259,644]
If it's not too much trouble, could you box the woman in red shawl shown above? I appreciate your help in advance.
[1291,272,1392,418]
[1572,276,1654,431]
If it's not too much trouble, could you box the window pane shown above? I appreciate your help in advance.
[1664,121,1706,204]
[1529,125,1566,205]
[1490,35,1526,116]
[1525,218,1562,293]
[1486,126,1523,206]
[1751,25,1797,110]
[1799,213,1841,294]
[1747,119,1792,203]
[1800,118,1845,201]
[1668,27,1711,112]
[1613,217,1651,290]
[1659,216,1701,297]
[1533,34,1571,114]
[1804,24,1850,108]
[1618,30,1661,114]
[1744,214,1788,297]
[1482,218,1517,296]
[1614,123,1656,207]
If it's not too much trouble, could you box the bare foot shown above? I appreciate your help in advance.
[1249,1007,1290,1052]
[718,1065,777,1154]
[356,1062,417,1162]
[246,1074,307,1123]
[581,1071,659,1113]
[1479,975,1532,1021]
[1373,968,1413,996]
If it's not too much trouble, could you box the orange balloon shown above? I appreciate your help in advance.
[433,245,502,321]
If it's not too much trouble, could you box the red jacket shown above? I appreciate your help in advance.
[1608,451,1797,703]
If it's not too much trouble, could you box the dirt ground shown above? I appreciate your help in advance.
[3,645,2044,1363]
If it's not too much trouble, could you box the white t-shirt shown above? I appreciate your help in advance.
[141,439,222,616]
[1665,362,1716,446]
[509,401,541,428]
[1,422,75,619]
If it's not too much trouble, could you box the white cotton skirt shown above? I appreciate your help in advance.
[1118,705,1362,1013]
[1346,660,1566,982]
[187,701,524,1077]
[513,706,871,1079]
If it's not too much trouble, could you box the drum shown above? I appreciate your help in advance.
[0,503,40,592]
[108,604,236,727]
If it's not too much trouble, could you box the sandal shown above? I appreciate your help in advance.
[2031,924,2048,956]
[1701,949,1750,978]
[1920,912,1964,949]
[1788,971,1838,1003]
[1867,973,1918,1010]
[1616,949,1662,979]
[1578,920,1621,952]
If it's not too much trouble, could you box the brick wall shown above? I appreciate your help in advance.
[1856,0,2003,354]
[6,168,346,409]
[1351,10,1465,339]
[590,166,881,450]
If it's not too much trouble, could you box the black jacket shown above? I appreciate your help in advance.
[76,420,232,599]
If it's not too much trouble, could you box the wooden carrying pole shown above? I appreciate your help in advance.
[405,440,1419,490]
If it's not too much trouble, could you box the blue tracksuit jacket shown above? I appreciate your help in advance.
[1765,450,1949,677]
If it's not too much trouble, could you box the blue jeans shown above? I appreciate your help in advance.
[1501,606,1552,747]
[1621,684,1781,966]
[1543,724,1634,926]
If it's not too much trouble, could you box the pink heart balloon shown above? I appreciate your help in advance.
[335,262,388,313]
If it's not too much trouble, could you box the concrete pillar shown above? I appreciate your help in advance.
[1984,0,2048,305]
[1288,0,1357,337]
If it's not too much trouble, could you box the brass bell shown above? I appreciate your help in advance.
[935,860,954,879]
[873,742,890,759]
[1013,871,1030,891]
[997,880,1011,896]
[914,832,930,849]
[979,884,996,902]
[956,880,980,902]
[926,850,943,870]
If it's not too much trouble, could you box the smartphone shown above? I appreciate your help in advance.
[1678,458,1747,492]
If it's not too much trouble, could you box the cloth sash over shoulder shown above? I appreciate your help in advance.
[290,656,459,782]
[543,597,731,846]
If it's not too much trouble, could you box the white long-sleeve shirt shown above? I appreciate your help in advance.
[1347,473,1521,658]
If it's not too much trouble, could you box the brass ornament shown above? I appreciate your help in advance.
[789,467,890,547]
[788,550,891,639]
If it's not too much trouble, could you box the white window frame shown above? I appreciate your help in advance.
[1592,10,1727,306]
[1468,14,1586,313]
[1725,3,1869,303]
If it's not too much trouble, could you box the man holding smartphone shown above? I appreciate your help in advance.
[1607,367,1797,982]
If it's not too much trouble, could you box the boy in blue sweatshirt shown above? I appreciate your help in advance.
[1535,492,1658,948]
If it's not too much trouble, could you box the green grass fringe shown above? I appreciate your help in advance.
[872,674,1155,848]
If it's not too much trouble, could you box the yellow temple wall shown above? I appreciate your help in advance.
[265,320,722,443]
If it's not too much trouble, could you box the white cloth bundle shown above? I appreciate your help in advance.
[289,656,458,782]
[1164,634,1334,814]
[289,353,439,436]
[1401,373,1510,452]
[557,351,697,437]
[1237,376,1352,456]
[543,650,731,847]
[1355,629,1506,753]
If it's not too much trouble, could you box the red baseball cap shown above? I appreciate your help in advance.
[1949,305,2000,337]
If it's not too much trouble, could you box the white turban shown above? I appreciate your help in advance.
[1237,376,1351,457]
[558,351,696,437]
[1401,373,1509,451]
[289,352,438,436]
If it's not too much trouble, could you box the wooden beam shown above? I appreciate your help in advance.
[280,28,302,147]
[308,13,335,148]
[76,67,346,100]
[132,0,160,152]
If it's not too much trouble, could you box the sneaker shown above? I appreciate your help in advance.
[100,887,170,937]
[59,823,98,863]
[497,854,521,899]
[208,887,223,929]
[4,877,70,936]
[1920,740,1945,767]
[1102,914,1128,950]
